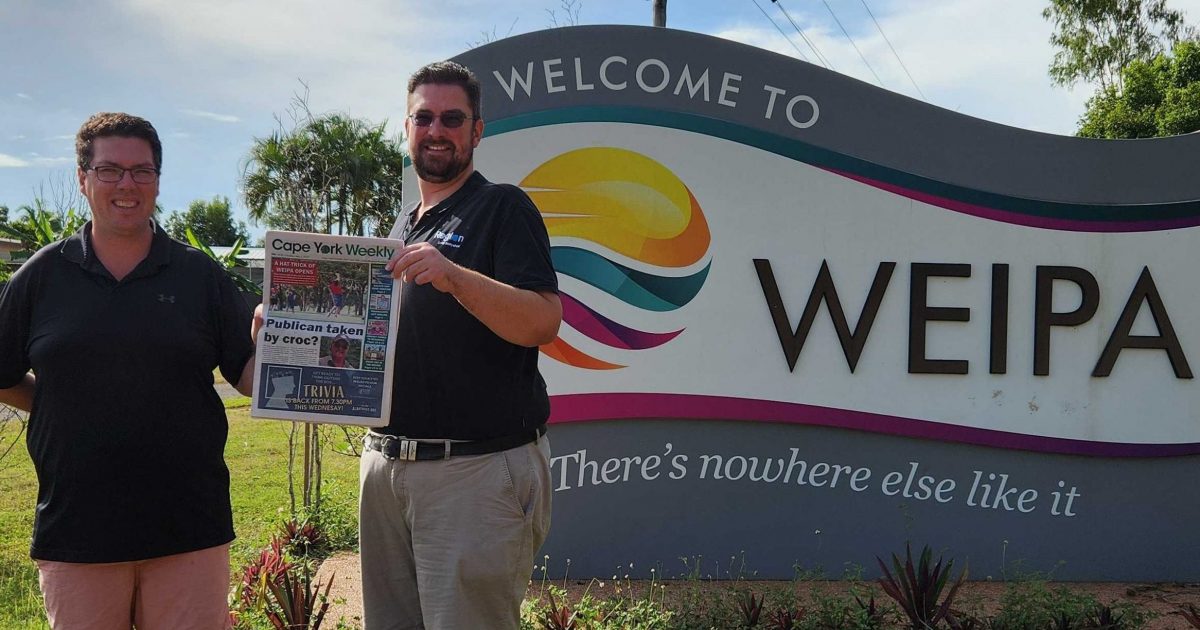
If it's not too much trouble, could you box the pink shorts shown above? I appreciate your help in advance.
[36,543,231,630]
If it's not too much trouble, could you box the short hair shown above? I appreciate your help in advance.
[75,112,163,171]
[407,61,482,120]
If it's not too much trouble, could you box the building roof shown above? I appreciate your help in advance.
[210,246,265,268]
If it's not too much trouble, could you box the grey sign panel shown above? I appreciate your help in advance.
[441,26,1200,580]
[543,421,1200,582]
[455,26,1200,207]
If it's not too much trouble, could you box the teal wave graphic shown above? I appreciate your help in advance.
[552,246,710,312]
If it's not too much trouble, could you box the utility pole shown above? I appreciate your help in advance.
[653,0,666,27]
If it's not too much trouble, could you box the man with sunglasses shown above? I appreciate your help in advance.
[360,61,562,629]
[0,112,258,628]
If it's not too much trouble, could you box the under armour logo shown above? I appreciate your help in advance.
[157,294,176,303]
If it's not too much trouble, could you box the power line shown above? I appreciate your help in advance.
[817,0,884,87]
[771,0,835,70]
[859,0,926,100]
[750,0,812,63]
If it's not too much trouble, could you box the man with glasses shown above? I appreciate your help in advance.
[0,112,258,628]
[359,61,562,629]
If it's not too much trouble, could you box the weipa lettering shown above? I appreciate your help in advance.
[754,259,1194,378]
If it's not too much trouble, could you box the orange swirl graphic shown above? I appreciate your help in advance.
[520,147,711,268]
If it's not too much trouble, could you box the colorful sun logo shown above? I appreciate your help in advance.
[521,147,713,369]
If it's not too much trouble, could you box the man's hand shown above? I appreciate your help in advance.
[387,242,461,293]
[386,242,561,347]
[251,304,265,341]
[234,304,264,397]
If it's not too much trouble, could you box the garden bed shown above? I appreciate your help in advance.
[315,552,1200,629]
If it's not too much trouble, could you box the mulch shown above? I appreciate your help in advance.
[316,552,1200,629]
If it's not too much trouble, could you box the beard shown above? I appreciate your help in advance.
[412,140,473,184]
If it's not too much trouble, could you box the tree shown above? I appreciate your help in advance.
[163,196,249,246]
[1043,0,1194,91]
[241,88,405,237]
[1077,39,1200,137]
[0,205,88,260]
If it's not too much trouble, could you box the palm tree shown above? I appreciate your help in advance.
[243,130,324,233]
[243,109,404,237]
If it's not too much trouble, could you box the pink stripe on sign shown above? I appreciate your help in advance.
[825,168,1200,233]
[547,393,1200,458]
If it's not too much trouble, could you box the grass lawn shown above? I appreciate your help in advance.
[0,403,361,628]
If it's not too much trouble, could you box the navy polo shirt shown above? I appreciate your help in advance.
[385,171,558,440]
[0,222,254,562]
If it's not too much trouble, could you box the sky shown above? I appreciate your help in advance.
[2,0,1197,241]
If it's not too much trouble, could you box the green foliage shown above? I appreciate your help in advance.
[293,484,359,554]
[0,206,88,259]
[184,226,261,294]
[988,580,1148,629]
[164,196,249,247]
[0,557,43,629]
[231,534,335,630]
[0,405,25,469]
[736,590,764,626]
[877,544,967,630]
[242,90,404,237]
[1078,39,1200,137]
[525,583,674,630]
[1043,0,1194,90]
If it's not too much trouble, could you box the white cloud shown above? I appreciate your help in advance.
[714,0,1093,134]
[113,0,572,125]
[15,93,31,100]
[0,153,31,168]
[32,157,74,166]
[180,109,241,123]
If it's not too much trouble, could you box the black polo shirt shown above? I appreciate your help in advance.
[385,171,557,440]
[0,222,254,562]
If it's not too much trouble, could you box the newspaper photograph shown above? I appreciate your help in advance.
[251,230,400,427]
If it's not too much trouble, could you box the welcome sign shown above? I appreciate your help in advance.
[423,26,1200,580]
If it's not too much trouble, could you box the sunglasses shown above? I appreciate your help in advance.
[408,111,476,128]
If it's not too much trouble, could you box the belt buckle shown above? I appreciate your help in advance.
[375,435,418,462]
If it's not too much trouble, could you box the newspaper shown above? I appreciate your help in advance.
[251,230,400,427]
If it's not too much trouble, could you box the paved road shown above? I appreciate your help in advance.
[215,382,242,400]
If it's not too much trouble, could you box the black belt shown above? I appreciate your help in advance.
[365,425,546,461]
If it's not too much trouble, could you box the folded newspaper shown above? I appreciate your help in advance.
[251,231,400,427]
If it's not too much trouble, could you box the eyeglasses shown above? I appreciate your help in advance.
[408,111,476,128]
[89,166,160,184]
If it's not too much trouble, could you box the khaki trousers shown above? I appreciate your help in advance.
[359,434,552,630]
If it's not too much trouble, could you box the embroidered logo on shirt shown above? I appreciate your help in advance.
[157,294,176,303]
[433,230,465,248]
